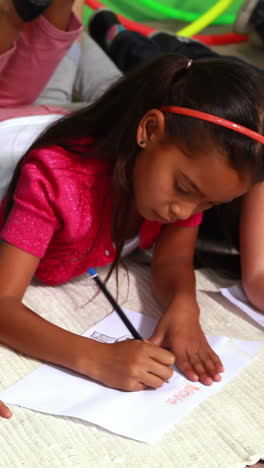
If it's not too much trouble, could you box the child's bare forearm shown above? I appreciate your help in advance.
[151,260,197,310]
[151,224,199,311]
[0,296,97,373]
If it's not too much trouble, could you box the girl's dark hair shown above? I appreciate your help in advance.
[196,199,242,279]
[4,53,264,276]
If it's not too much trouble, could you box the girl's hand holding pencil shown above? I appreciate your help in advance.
[78,338,175,392]
[86,269,175,391]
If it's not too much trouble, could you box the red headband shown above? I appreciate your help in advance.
[161,106,264,145]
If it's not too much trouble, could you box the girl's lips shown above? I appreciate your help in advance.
[154,211,170,223]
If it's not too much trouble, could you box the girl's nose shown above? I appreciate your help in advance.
[170,202,197,221]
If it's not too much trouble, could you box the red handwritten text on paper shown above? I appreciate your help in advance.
[166,384,200,405]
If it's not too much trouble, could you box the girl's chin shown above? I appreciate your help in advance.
[152,210,170,224]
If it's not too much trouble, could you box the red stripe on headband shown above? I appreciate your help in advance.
[161,106,264,145]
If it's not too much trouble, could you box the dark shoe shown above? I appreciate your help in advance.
[12,0,53,22]
[88,8,121,51]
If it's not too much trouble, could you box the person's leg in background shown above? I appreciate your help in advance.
[72,0,122,105]
[88,9,264,78]
[36,0,122,111]
[88,10,164,73]
[73,32,122,106]
[34,40,82,110]
[0,0,82,108]
[35,0,83,110]
[88,10,218,73]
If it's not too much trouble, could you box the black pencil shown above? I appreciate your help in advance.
[87,268,143,341]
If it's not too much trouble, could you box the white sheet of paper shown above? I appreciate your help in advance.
[0,310,263,443]
[221,285,264,328]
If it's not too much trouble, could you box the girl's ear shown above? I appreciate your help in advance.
[136,109,166,148]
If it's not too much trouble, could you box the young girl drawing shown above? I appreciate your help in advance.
[0,2,264,413]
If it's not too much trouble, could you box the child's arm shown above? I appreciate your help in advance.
[240,182,264,312]
[150,224,224,386]
[0,242,98,370]
[0,241,175,391]
[0,1,24,54]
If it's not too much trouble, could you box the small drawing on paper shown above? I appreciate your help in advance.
[90,331,132,344]
[90,331,116,343]
[115,335,132,342]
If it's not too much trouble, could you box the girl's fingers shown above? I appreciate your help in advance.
[187,349,223,385]
[175,355,199,382]
[196,348,224,378]
[128,382,147,392]
[0,401,12,418]
[148,343,176,366]
[201,353,224,380]
[208,352,224,373]
[147,360,174,382]
[200,356,222,382]
[187,352,214,385]
[142,372,165,389]
[144,340,223,387]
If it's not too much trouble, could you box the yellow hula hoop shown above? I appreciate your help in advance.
[176,0,238,37]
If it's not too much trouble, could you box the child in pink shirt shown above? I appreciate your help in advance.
[0,0,121,121]
[0,0,81,119]
[0,0,264,403]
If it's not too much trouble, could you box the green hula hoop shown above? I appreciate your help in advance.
[98,0,243,25]
[177,0,238,36]
[138,0,242,24]
[101,0,164,21]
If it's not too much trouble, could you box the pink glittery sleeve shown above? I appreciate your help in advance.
[0,150,61,258]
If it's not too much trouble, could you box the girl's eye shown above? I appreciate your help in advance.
[176,183,190,195]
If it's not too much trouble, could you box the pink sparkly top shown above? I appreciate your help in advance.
[0,141,203,285]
